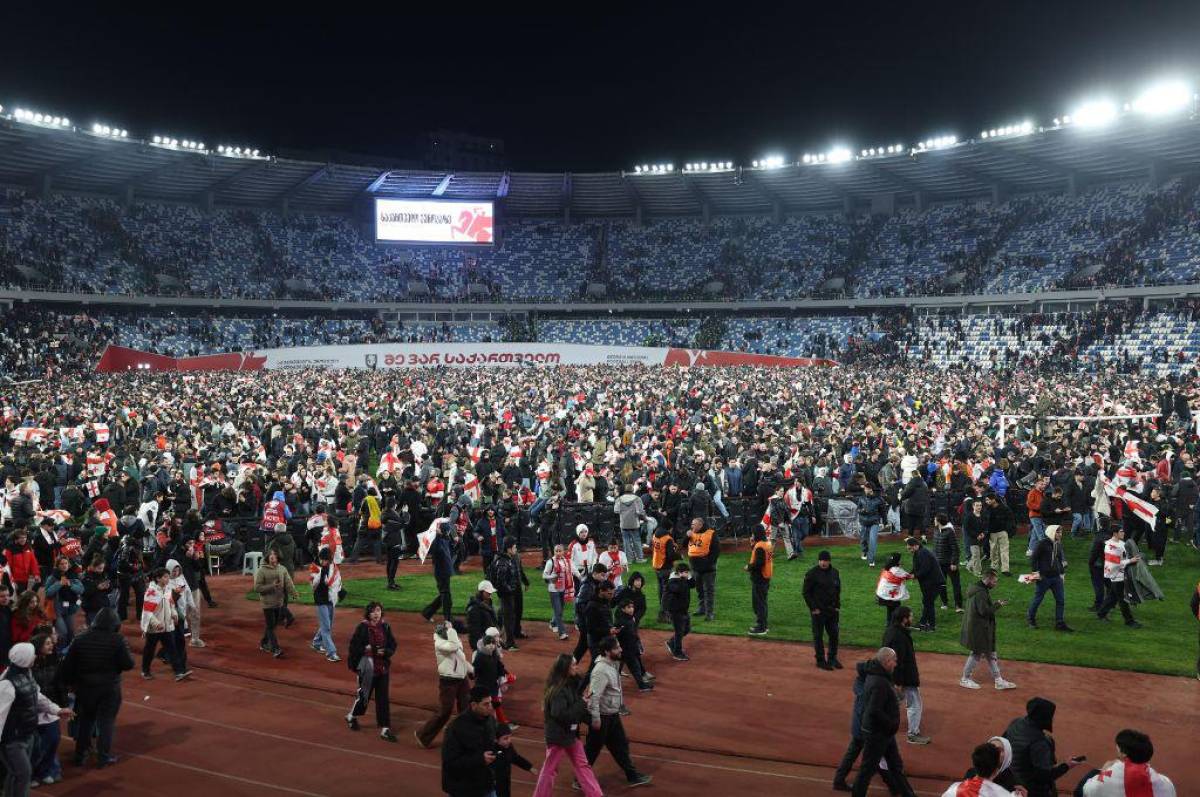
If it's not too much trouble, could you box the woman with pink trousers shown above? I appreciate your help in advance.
[532,654,602,797]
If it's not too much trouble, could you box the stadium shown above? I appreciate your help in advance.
[1,7,1199,797]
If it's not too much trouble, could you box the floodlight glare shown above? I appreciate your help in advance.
[828,147,851,163]
[1071,100,1117,128]
[1133,80,1191,116]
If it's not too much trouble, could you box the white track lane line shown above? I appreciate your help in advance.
[131,696,939,794]
[119,750,330,796]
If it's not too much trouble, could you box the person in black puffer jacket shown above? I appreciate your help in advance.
[465,585,499,651]
[531,654,602,795]
[662,562,695,661]
[852,647,915,797]
[1002,697,1083,797]
[931,515,963,611]
[613,572,647,627]
[899,474,930,539]
[58,608,134,767]
[487,539,529,651]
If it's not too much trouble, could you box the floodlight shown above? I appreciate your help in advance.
[1071,100,1117,128]
[828,148,851,163]
[1020,120,1033,133]
[1133,80,1191,116]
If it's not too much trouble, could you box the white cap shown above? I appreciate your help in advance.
[477,580,496,593]
[485,626,501,639]
[576,524,589,535]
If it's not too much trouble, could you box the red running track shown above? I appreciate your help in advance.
[37,557,1200,797]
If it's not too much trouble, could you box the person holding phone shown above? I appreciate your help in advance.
[441,686,498,797]
[959,570,1017,690]
[1002,697,1084,797]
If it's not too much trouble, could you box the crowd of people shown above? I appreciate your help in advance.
[0,350,1195,794]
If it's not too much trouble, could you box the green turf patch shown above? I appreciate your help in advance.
[254,534,1200,677]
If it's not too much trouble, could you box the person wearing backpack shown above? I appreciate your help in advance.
[487,539,529,650]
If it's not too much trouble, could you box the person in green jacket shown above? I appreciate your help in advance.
[253,548,298,658]
[266,523,298,626]
[958,569,1017,691]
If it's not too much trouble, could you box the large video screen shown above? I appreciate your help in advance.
[374,198,494,245]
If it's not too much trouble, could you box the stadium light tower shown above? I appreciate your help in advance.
[1133,80,1192,116]
[1070,99,1118,128]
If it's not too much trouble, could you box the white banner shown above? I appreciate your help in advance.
[375,198,494,244]
[96,343,839,373]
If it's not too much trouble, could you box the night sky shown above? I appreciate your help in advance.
[3,3,1199,172]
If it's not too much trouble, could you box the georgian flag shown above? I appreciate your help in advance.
[84,479,100,498]
[463,473,481,503]
[86,452,107,478]
[466,445,483,464]
[1103,476,1158,529]
[93,423,110,443]
[36,509,71,525]
[10,427,51,444]
[1123,440,1141,461]
[417,519,443,564]
[377,448,403,475]
[59,427,85,443]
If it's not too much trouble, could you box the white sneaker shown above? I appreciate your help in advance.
[189,639,207,648]
[994,679,1017,690]
[959,678,982,689]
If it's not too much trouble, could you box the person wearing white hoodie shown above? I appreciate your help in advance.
[414,620,474,749]
[166,558,198,653]
[139,567,192,682]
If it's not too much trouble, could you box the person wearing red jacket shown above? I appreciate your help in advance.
[4,528,42,593]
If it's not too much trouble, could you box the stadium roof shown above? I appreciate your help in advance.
[1,113,1199,217]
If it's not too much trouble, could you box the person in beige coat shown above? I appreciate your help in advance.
[254,548,298,658]
[414,620,474,748]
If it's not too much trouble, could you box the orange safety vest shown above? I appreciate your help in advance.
[687,529,715,559]
[651,534,671,570]
[750,540,773,580]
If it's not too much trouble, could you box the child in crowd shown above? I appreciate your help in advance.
[472,626,514,728]
[491,722,536,797]
[875,552,913,628]
[663,561,695,662]
[615,598,653,691]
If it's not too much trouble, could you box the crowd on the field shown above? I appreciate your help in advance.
[0,355,1195,794]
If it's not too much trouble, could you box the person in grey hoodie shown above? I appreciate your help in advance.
[584,638,652,788]
[613,484,646,564]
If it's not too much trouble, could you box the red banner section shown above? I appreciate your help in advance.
[95,343,836,372]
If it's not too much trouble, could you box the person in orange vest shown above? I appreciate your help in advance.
[745,526,773,636]
[686,518,720,621]
[649,524,679,624]
[1192,579,1200,681]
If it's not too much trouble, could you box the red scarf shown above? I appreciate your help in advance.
[1122,762,1153,797]
[954,777,985,797]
